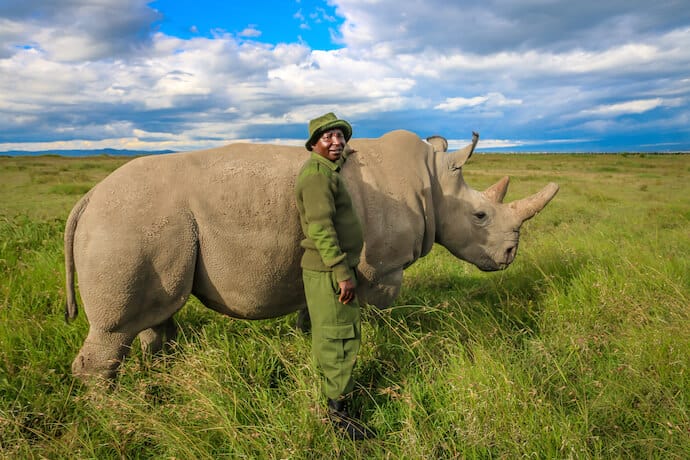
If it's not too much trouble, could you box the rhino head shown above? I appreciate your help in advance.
[431,133,559,271]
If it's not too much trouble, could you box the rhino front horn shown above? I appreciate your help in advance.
[509,182,560,223]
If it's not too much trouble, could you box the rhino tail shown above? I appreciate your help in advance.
[64,189,93,322]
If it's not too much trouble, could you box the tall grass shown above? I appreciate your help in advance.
[1,154,688,458]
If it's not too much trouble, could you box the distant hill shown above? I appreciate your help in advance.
[0,148,177,157]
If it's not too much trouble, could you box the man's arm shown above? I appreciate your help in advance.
[299,172,355,285]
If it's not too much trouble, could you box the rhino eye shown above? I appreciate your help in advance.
[474,211,487,220]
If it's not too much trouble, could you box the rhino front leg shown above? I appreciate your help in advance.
[72,329,137,381]
[357,267,403,308]
[295,308,311,333]
[139,317,178,356]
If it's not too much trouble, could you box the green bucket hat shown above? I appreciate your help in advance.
[305,112,352,151]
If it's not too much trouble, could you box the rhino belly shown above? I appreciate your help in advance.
[189,205,307,319]
[191,238,306,319]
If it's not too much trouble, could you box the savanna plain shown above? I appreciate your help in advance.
[1,152,688,459]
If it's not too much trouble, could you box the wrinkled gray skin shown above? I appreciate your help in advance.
[65,130,558,380]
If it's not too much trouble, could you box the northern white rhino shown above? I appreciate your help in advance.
[65,130,558,379]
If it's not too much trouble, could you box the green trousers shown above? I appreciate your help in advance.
[302,269,361,400]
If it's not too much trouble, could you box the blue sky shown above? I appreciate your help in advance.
[0,0,688,152]
[151,0,342,50]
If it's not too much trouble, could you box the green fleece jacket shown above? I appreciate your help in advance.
[295,152,363,283]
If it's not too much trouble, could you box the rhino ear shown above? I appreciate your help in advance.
[446,131,479,172]
[343,144,357,157]
[426,135,448,153]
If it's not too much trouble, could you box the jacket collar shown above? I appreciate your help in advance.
[310,152,345,171]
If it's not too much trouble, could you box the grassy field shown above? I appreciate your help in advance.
[1,152,688,458]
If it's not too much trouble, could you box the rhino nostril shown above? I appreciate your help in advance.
[506,246,516,260]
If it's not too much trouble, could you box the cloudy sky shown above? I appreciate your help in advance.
[1,0,688,153]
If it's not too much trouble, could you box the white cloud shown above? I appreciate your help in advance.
[435,93,523,112]
[580,98,665,116]
[0,0,159,62]
[313,7,337,23]
[239,26,262,38]
[36,31,115,62]
[436,96,488,111]
[334,0,690,55]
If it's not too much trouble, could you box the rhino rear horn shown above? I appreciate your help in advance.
[509,182,560,223]
[483,176,510,203]
[446,131,479,172]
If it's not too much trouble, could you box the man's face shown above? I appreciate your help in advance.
[312,129,346,162]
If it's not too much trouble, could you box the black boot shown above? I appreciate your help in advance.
[327,398,375,441]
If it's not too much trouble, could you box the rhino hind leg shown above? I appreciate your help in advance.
[139,317,178,356]
[74,274,193,380]
[72,329,137,381]
[72,211,199,380]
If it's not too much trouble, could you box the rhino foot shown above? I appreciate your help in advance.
[72,330,135,382]
[138,317,178,356]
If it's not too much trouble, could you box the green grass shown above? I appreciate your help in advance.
[1,153,689,458]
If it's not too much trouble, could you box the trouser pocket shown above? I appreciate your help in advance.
[321,324,356,360]
[316,322,359,398]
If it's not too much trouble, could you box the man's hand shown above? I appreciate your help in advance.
[338,278,356,304]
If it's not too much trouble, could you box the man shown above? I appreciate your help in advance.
[295,112,374,440]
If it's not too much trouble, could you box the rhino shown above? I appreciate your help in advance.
[64,129,558,379]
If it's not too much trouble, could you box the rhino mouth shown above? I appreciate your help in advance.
[471,256,507,272]
[477,262,509,272]
[474,244,517,271]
